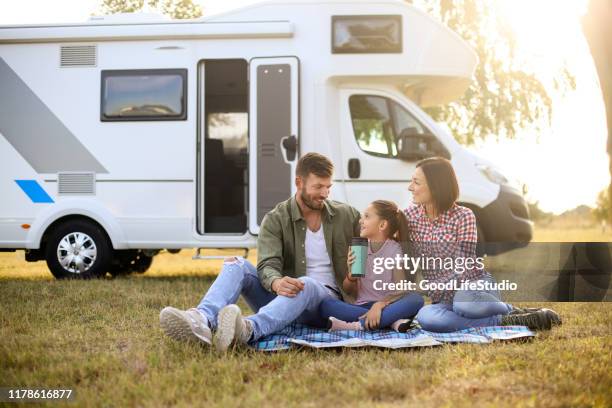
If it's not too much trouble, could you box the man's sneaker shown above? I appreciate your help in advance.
[213,304,253,352]
[510,306,562,326]
[159,307,212,346]
[501,309,553,331]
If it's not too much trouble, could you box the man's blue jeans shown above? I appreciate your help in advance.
[195,257,331,341]
[415,276,513,332]
[319,293,424,329]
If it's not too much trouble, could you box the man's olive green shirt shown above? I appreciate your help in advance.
[257,195,361,302]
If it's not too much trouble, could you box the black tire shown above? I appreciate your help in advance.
[131,252,153,273]
[108,250,154,276]
[45,219,112,279]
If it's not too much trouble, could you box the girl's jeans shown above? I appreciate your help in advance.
[319,293,424,329]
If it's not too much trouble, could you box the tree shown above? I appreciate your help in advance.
[592,188,611,225]
[97,0,202,19]
[405,0,575,145]
[582,0,612,225]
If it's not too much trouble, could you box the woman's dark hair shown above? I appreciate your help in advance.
[416,157,459,214]
[370,200,410,255]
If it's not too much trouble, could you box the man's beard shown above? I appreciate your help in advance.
[300,188,325,211]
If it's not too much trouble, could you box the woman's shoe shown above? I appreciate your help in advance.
[509,306,562,326]
[501,309,553,330]
[391,318,415,332]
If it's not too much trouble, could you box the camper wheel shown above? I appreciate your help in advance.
[45,219,112,279]
[108,250,154,276]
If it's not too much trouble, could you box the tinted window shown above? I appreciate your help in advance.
[101,69,187,121]
[332,15,402,54]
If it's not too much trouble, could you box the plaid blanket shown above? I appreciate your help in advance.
[250,323,535,351]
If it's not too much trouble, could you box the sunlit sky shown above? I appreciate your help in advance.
[0,0,607,214]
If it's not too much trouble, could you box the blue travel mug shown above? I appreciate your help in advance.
[350,237,368,277]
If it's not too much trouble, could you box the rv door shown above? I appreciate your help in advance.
[248,57,299,234]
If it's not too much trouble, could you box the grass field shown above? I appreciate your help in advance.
[1,227,611,407]
[532,220,612,242]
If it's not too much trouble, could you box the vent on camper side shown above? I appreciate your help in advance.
[60,45,97,67]
[58,173,96,195]
[260,143,277,157]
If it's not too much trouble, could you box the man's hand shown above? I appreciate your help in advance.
[359,301,385,330]
[271,276,305,297]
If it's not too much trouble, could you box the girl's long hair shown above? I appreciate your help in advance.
[370,200,410,255]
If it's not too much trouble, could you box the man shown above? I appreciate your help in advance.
[160,152,360,352]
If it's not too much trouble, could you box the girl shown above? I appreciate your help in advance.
[406,156,561,332]
[319,200,424,331]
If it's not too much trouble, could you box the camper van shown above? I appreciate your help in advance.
[0,0,533,279]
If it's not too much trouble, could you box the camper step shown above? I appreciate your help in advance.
[192,248,250,260]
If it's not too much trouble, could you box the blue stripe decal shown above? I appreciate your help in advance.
[15,180,54,203]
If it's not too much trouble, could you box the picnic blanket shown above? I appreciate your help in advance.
[250,323,535,351]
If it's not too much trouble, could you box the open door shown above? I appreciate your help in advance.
[249,57,299,235]
[196,59,249,235]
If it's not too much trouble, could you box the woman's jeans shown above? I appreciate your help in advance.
[195,257,331,341]
[319,293,424,329]
[415,276,513,332]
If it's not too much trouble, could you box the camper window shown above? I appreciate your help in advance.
[100,69,187,121]
[332,15,402,54]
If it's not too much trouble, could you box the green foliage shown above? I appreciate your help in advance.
[407,0,575,145]
[592,188,611,224]
[97,0,202,19]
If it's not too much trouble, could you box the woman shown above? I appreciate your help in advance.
[405,157,561,332]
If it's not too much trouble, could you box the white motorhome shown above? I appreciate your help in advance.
[0,0,532,278]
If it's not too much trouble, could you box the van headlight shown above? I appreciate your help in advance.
[476,163,509,185]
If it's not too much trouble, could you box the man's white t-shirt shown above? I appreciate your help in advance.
[304,224,341,298]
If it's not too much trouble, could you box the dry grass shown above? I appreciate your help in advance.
[0,228,611,407]
[532,219,612,242]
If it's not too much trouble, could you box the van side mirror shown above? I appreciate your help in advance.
[396,128,450,161]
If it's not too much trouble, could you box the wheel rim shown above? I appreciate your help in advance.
[56,232,97,274]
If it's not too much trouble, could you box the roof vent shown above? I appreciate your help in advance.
[60,45,97,67]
